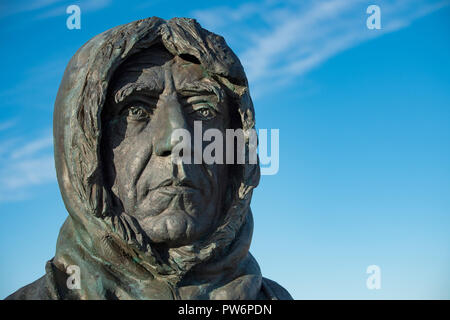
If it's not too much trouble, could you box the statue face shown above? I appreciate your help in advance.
[102,46,229,247]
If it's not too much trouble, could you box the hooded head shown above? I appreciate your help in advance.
[51,17,265,299]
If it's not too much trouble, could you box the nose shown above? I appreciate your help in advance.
[152,67,188,157]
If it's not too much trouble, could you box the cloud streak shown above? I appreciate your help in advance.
[0,129,55,202]
[193,0,450,98]
[35,0,112,20]
[10,136,53,160]
[0,0,112,21]
[0,120,16,132]
[0,0,65,19]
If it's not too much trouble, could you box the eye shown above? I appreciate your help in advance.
[196,107,214,119]
[121,104,152,121]
[188,104,217,120]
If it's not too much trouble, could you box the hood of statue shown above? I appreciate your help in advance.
[6,17,292,300]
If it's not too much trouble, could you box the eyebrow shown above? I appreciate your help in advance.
[114,80,225,104]
[178,81,224,102]
[113,81,161,104]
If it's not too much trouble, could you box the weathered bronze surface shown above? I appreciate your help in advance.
[6,17,292,300]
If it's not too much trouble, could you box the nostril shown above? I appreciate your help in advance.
[156,149,171,157]
[161,150,171,157]
[154,136,174,157]
[179,54,200,64]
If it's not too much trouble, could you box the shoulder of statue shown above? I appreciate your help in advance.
[5,260,60,300]
[260,277,293,300]
[4,275,50,300]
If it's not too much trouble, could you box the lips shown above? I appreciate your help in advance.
[146,178,199,195]
[158,185,197,195]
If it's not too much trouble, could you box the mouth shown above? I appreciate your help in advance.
[147,179,199,195]
[158,185,197,195]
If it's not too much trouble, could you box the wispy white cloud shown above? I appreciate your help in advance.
[10,135,53,159]
[0,0,65,19]
[1,155,55,189]
[35,0,112,20]
[192,3,262,29]
[193,0,450,98]
[0,137,21,157]
[0,0,112,21]
[0,119,16,132]
[0,129,55,202]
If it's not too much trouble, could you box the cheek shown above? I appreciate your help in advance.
[201,119,229,176]
[105,119,152,203]
[114,117,149,139]
[209,164,227,191]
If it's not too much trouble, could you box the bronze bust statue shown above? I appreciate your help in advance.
[7,17,292,300]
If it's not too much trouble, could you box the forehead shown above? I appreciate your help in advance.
[110,46,210,96]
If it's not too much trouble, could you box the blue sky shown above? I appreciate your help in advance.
[0,0,449,299]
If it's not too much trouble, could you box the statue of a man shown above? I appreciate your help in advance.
[7,17,292,300]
